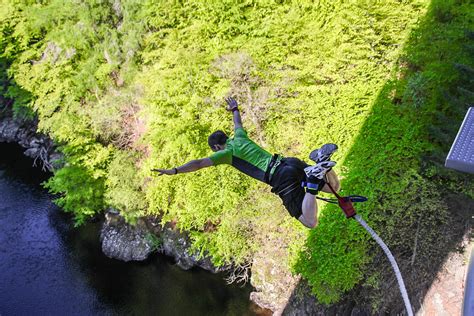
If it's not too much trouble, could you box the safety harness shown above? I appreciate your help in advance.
[264,154,283,184]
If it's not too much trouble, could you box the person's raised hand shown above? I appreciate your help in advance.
[225,97,238,112]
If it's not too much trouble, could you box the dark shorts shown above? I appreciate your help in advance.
[269,157,309,218]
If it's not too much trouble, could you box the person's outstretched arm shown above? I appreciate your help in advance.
[151,158,213,176]
[225,97,243,130]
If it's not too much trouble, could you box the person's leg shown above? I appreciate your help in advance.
[308,143,339,193]
[320,169,340,193]
[298,160,336,228]
[298,193,318,228]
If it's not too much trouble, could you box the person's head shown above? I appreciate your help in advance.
[208,130,228,152]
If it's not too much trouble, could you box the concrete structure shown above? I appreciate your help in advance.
[445,107,474,174]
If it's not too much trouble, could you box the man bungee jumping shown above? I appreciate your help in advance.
[152,97,340,228]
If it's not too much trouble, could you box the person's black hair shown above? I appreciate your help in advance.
[208,130,228,149]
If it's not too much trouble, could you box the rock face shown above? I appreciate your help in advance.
[159,223,223,272]
[250,249,300,314]
[0,115,60,171]
[100,210,154,262]
[100,210,222,272]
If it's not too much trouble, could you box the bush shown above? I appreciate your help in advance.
[105,150,147,223]
[44,165,105,226]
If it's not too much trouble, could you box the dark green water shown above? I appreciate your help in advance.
[0,143,257,315]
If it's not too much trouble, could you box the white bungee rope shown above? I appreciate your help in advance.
[354,214,413,316]
[323,182,414,316]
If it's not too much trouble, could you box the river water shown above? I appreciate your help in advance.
[0,143,257,315]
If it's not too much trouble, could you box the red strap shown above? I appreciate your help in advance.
[326,182,356,218]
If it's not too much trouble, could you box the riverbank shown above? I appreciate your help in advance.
[0,141,259,315]
[0,114,275,314]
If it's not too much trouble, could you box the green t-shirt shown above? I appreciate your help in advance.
[209,128,273,182]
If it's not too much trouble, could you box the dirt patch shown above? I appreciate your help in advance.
[418,235,471,316]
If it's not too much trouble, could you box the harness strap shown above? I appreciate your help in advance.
[264,154,282,184]
[316,195,368,204]
[326,181,357,218]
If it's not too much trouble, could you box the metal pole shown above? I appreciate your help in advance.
[463,248,474,316]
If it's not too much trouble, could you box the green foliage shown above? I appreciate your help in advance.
[105,150,147,223]
[8,88,35,120]
[146,233,162,252]
[0,6,34,120]
[402,72,430,108]
[296,0,474,304]
[432,0,456,23]
[1,0,147,225]
[2,0,473,308]
[139,0,432,275]
[44,140,114,225]
[294,204,369,303]
[44,164,105,226]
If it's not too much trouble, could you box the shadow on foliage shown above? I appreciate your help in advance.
[285,1,474,314]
